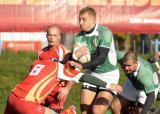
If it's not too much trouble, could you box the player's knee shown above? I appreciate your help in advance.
[92,106,107,114]
[111,100,121,112]
[92,97,110,114]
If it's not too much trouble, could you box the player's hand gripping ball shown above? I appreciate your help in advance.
[73,43,91,63]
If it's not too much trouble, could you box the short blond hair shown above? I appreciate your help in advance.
[79,6,96,17]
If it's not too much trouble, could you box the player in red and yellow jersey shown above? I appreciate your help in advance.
[37,25,70,62]
[37,25,73,112]
[5,59,122,114]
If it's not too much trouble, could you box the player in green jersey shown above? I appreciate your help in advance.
[111,50,159,114]
[70,7,120,114]
[153,52,160,100]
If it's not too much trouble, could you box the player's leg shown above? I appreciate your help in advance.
[4,92,58,114]
[92,90,114,114]
[89,69,120,114]
[4,93,16,114]
[112,79,140,114]
[80,83,97,114]
[111,95,131,114]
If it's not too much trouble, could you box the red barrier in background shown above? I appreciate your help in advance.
[3,41,41,52]
[0,0,160,33]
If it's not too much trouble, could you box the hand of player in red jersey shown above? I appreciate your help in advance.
[57,86,70,101]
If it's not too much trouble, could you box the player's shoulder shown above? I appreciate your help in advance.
[38,46,50,53]
[138,63,153,77]
[33,59,58,66]
[59,43,70,53]
[97,24,112,34]
[75,31,84,37]
[42,45,50,51]
[74,32,85,42]
[59,43,67,49]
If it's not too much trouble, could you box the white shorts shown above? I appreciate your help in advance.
[120,79,159,104]
[83,69,120,92]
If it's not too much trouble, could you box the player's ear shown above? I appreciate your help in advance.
[59,33,62,39]
[135,61,138,67]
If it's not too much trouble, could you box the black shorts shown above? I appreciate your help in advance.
[82,84,115,96]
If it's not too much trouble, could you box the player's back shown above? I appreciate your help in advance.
[12,60,59,104]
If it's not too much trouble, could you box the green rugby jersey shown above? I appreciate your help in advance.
[73,24,117,73]
[116,51,158,93]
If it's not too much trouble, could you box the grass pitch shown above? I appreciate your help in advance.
[0,50,159,114]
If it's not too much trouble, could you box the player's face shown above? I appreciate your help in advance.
[79,12,96,32]
[46,28,61,46]
[122,60,138,74]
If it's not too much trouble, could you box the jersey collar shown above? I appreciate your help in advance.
[84,24,99,37]
[48,43,60,50]
[133,61,140,77]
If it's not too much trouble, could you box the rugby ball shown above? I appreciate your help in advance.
[73,43,91,63]
[78,53,91,63]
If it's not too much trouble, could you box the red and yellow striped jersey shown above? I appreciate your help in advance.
[12,60,80,104]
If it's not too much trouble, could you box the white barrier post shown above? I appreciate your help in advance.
[0,38,2,55]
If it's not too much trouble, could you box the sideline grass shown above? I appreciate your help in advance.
[0,50,36,113]
[0,50,159,114]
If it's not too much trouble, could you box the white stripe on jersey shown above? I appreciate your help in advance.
[58,45,64,61]
[57,62,83,83]
[37,50,43,59]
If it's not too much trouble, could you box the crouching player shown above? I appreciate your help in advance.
[4,59,122,114]
[111,50,159,114]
